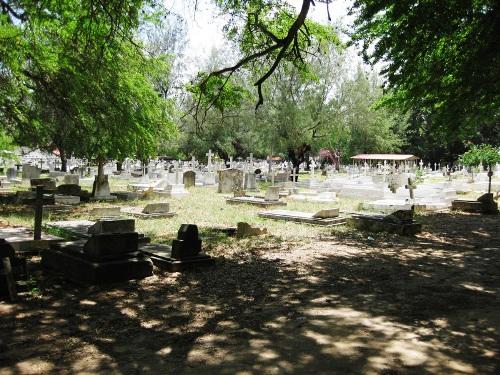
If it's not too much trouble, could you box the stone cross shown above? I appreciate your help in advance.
[290,168,298,183]
[270,167,275,185]
[419,160,424,170]
[191,156,196,168]
[249,153,254,168]
[310,158,317,177]
[229,156,234,168]
[434,162,437,171]
[405,177,417,200]
[206,149,213,169]
[363,162,369,175]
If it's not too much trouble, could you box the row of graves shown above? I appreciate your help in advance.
[1,153,498,300]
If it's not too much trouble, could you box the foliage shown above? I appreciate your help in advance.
[459,144,500,169]
[0,0,176,171]
[350,0,500,141]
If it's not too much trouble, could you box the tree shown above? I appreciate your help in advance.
[0,0,176,175]
[191,0,339,116]
[350,0,500,141]
[459,144,500,193]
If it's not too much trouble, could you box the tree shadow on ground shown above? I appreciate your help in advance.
[1,212,499,374]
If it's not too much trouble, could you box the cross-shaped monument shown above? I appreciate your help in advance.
[405,177,417,200]
[310,158,317,177]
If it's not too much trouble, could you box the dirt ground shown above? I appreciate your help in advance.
[1,212,499,374]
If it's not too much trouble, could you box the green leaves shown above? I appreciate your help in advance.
[350,0,500,141]
[459,144,500,168]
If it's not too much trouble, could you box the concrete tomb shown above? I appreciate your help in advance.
[42,227,153,284]
[347,208,422,235]
[259,208,345,226]
[30,178,56,192]
[140,224,214,271]
[122,202,176,218]
[452,193,499,214]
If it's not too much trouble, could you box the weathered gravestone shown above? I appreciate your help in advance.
[264,186,280,201]
[140,224,214,271]
[6,168,17,180]
[90,206,121,218]
[259,208,345,226]
[244,172,257,191]
[218,168,244,193]
[42,223,153,284]
[183,171,196,188]
[22,164,41,180]
[63,174,79,185]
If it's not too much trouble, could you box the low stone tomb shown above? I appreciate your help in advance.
[90,206,121,218]
[265,186,280,201]
[236,222,267,238]
[259,208,345,226]
[57,184,90,203]
[226,194,287,207]
[0,226,63,254]
[451,193,499,214]
[42,229,153,284]
[112,191,143,201]
[54,194,80,205]
[288,191,337,203]
[140,224,214,271]
[30,178,56,192]
[122,203,176,218]
[347,209,422,235]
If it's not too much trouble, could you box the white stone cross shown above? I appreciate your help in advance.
[191,156,196,168]
[310,158,317,177]
[249,153,254,167]
[419,160,424,169]
[229,156,234,168]
[270,167,275,185]
[290,167,298,184]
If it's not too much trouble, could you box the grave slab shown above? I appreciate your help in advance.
[259,209,346,226]
[0,227,64,254]
[226,196,287,207]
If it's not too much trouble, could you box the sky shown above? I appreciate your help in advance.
[163,0,360,78]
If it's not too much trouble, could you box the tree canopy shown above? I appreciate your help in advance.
[350,0,500,141]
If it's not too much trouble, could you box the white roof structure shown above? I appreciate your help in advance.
[351,154,419,161]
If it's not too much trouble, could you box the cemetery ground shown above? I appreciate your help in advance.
[1,180,499,374]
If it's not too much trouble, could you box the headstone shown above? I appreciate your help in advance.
[170,224,202,259]
[64,174,79,185]
[22,164,41,180]
[91,175,116,200]
[265,186,280,201]
[54,195,80,205]
[405,178,417,200]
[218,168,244,193]
[183,170,196,188]
[244,172,257,191]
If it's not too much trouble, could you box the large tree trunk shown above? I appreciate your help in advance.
[60,150,67,172]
